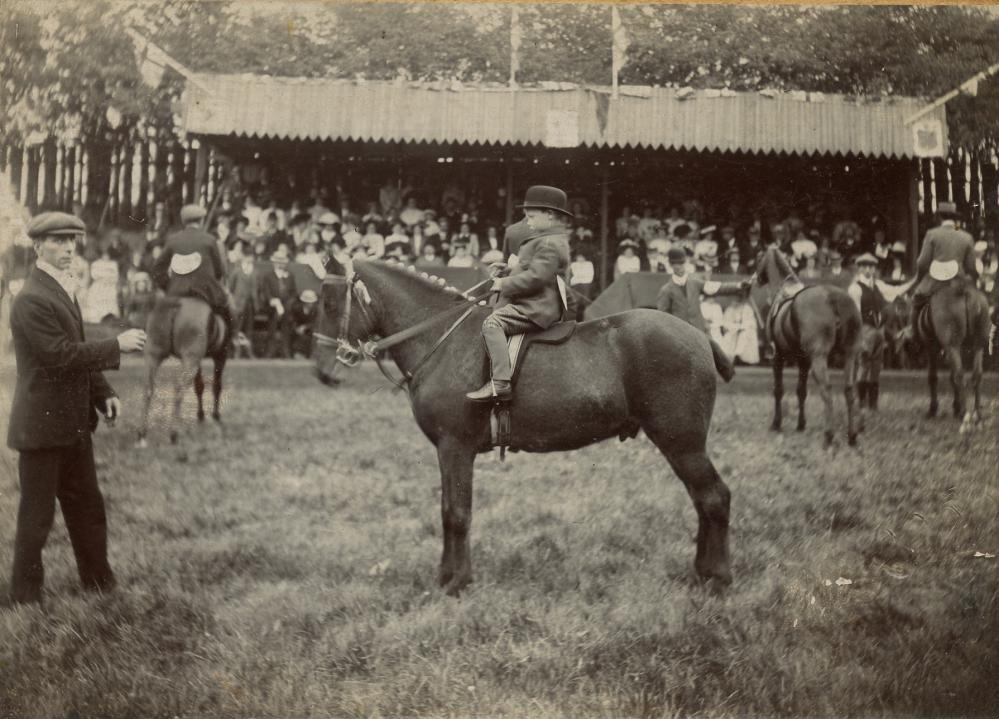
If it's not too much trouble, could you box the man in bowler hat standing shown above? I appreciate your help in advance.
[7,211,146,605]
[466,186,572,402]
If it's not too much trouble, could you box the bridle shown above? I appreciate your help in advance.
[313,272,494,390]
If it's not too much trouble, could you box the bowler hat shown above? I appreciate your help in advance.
[180,204,207,224]
[854,252,878,266]
[667,247,687,264]
[26,211,86,239]
[517,185,573,218]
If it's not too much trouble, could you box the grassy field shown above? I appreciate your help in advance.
[1,359,997,718]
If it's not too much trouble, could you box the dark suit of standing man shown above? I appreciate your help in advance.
[7,212,146,605]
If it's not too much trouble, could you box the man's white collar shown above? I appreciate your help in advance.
[36,259,77,297]
[671,273,688,287]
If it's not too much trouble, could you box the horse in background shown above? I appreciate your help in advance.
[753,246,863,447]
[912,277,989,429]
[137,297,228,446]
[314,260,734,594]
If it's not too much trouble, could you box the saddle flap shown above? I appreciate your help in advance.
[527,320,577,346]
[170,252,202,276]
[929,260,958,281]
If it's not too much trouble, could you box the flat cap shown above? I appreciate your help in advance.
[180,204,207,224]
[26,211,86,239]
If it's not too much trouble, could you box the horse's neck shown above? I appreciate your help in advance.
[359,265,465,372]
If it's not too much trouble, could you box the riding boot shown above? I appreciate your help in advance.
[466,322,513,402]
[908,293,929,347]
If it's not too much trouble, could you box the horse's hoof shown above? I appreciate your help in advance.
[169,431,179,445]
[796,423,806,432]
[823,432,835,448]
[212,414,222,424]
[927,408,938,419]
[136,438,148,450]
[848,433,859,448]
[442,575,472,597]
[770,423,782,433]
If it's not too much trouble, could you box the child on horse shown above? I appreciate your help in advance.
[152,204,234,340]
[466,186,572,402]
[907,201,978,343]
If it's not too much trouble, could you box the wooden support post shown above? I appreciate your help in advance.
[65,146,76,208]
[907,160,920,274]
[138,139,150,220]
[10,145,23,201]
[504,156,514,226]
[25,145,40,212]
[600,162,610,291]
[194,139,208,207]
[42,137,58,208]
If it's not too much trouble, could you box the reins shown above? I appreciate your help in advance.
[315,273,494,390]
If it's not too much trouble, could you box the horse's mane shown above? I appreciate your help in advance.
[357,259,467,304]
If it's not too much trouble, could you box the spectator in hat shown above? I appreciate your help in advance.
[289,289,320,358]
[648,239,671,274]
[615,205,637,240]
[226,243,259,358]
[478,224,503,260]
[637,207,660,243]
[614,239,642,280]
[718,225,738,256]
[289,212,314,250]
[384,222,412,260]
[740,224,763,271]
[7,211,146,605]
[719,247,748,276]
[123,271,157,330]
[85,238,123,323]
[453,222,478,258]
[399,197,424,228]
[800,254,822,280]
[656,247,749,374]
[721,293,760,365]
[825,251,846,279]
[316,212,341,248]
[872,227,893,272]
[341,221,363,253]
[258,246,298,358]
[790,230,818,270]
[886,243,909,283]
[447,240,476,269]
[361,202,384,230]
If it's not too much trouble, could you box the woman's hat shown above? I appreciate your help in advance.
[517,185,573,218]
[890,241,907,255]
[854,252,879,266]
[271,247,290,264]
[318,212,339,226]
[618,238,639,250]
[299,289,318,304]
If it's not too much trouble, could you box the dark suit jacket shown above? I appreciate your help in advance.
[153,227,227,308]
[496,229,571,329]
[7,268,119,450]
[259,268,298,311]
[916,224,976,277]
[656,276,744,334]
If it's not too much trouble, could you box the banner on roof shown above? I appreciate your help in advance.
[912,119,944,158]
[545,110,579,148]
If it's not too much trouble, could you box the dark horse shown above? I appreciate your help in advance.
[314,260,732,594]
[913,278,989,431]
[138,297,228,446]
[753,247,862,447]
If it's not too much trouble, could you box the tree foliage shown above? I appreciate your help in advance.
[2,2,998,154]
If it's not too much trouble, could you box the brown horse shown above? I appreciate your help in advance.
[753,247,862,447]
[914,279,989,429]
[138,297,228,446]
[314,260,732,595]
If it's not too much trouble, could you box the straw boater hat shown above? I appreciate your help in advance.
[854,253,879,267]
[618,238,639,251]
[890,242,907,255]
[271,247,290,264]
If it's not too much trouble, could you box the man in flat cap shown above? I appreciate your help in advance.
[906,201,977,345]
[7,211,146,605]
[466,186,572,402]
[848,253,888,409]
[153,204,233,342]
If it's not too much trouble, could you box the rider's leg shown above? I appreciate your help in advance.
[466,305,537,401]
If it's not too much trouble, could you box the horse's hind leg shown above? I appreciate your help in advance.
[211,354,226,422]
[436,437,476,596]
[194,368,206,422]
[170,356,200,445]
[927,349,939,418]
[796,356,811,432]
[972,348,984,423]
[945,346,965,419]
[843,349,860,445]
[810,355,836,448]
[137,353,162,448]
[661,448,731,587]
[771,352,785,432]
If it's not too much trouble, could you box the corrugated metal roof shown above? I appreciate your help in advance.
[182,74,947,159]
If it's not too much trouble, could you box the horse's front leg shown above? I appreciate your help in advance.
[137,353,161,448]
[843,349,860,446]
[945,346,965,419]
[436,437,476,596]
[211,355,226,422]
[971,348,984,423]
[194,368,206,422]
[771,352,785,432]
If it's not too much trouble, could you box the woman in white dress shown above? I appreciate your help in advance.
[84,245,121,323]
[614,239,642,280]
[721,299,760,365]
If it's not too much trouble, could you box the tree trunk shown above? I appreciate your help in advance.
[121,140,134,221]
[42,137,58,208]
[920,158,933,216]
[138,139,150,221]
[10,145,23,201]
[25,145,41,212]
[65,146,77,209]
[932,157,949,207]
[85,135,113,228]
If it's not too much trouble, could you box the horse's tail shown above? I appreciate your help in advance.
[709,337,735,383]
[831,290,862,355]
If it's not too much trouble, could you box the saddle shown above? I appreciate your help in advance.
[490,321,577,455]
